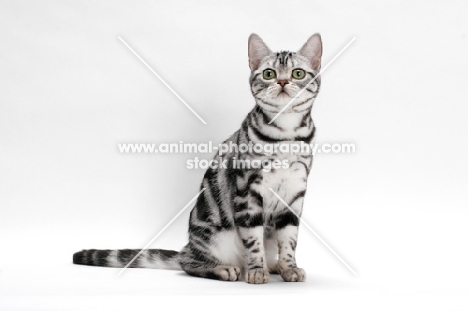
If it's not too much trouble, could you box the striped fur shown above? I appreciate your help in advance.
[73,33,323,284]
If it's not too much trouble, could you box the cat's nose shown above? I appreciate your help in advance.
[277,80,289,87]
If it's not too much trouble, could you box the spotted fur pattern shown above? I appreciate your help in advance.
[74,33,323,284]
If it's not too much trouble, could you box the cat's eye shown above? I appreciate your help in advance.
[292,69,306,80]
[263,69,276,80]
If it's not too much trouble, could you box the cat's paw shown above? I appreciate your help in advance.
[214,265,241,281]
[280,268,306,282]
[246,268,269,284]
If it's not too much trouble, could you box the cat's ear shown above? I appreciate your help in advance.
[248,34,272,71]
[298,34,322,70]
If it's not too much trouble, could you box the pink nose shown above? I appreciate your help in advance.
[278,80,288,87]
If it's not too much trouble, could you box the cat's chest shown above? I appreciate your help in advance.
[259,161,308,215]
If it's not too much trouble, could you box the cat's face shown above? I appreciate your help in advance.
[248,34,322,114]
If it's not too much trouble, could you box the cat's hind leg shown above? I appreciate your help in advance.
[178,244,241,282]
[184,265,241,281]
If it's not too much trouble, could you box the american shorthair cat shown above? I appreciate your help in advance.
[74,33,322,284]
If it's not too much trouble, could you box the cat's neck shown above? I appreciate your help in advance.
[252,105,312,132]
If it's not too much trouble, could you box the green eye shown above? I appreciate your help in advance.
[263,69,276,80]
[292,69,306,79]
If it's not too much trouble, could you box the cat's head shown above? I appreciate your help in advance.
[248,34,322,113]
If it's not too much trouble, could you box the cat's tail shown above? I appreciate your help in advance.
[73,249,182,270]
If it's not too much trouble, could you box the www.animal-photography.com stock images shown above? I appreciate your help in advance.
[1,1,467,310]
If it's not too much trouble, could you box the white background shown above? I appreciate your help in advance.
[1,0,467,310]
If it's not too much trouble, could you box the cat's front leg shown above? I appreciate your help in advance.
[238,226,269,284]
[275,216,306,282]
[234,189,269,284]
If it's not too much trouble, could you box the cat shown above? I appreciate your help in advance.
[73,33,322,284]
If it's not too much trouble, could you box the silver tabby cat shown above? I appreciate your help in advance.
[74,33,322,284]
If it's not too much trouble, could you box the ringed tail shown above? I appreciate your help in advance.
[73,249,181,270]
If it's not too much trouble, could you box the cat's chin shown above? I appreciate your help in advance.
[277,92,291,99]
[258,94,294,112]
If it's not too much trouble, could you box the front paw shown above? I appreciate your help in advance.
[246,268,269,284]
[281,268,306,282]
